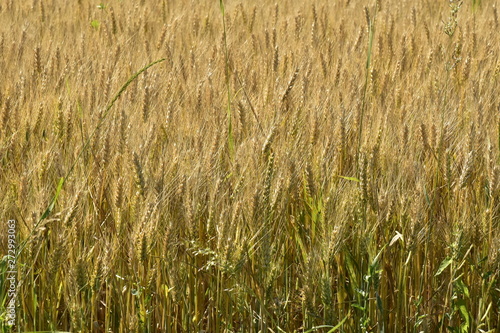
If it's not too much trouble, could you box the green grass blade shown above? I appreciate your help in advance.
[435,257,453,276]
[337,175,361,182]
[39,177,64,221]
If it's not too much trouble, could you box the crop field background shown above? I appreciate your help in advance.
[0,0,500,332]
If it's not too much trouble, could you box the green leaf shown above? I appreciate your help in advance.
[435,257,453,276]
[40,177,64,221]
[416,314,428,327]
[376,293,384,313]
[344,252,359,291]
[91,20,100,29]
[327,313,349,332]
[337,175,360,182]
[228,118,235,159]
[303,325,336,333]
[371,244,386,267]
[455,278,470,298]
[304,312,349,333]
[351,303,365,311]
[455,299,470,331]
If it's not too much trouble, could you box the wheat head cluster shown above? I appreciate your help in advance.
[0,0,499,332]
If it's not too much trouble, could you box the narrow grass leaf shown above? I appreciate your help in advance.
[337,175,360,182]
[40,177,64,221]
[435,257,453,276]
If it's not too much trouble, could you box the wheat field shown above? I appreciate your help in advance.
[0,0,499,332]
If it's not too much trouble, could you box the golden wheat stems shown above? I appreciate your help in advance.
[15,59,166,266]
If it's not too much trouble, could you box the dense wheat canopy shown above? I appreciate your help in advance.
[0,0,499,332]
